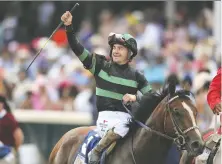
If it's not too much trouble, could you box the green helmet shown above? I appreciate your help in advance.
[108,33,138,60]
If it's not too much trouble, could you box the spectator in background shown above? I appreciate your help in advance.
[57,82,78,111]
[193,70,213,133]
[37,1,55,36]
[1,12,18,44]
[193,37,217,75]
[143,56,167,89]
[207,67,221,115]
[32,68,59,110]
[0,95,24,151]
[12,68,32,107]
[0,68,12,100]
[0,49,14,75]
[140,8,163,56]
[78,20,94,52]
[19,91,33,109]
[207,67,221,134]
[31,82,53,110]
[98,9,116,50]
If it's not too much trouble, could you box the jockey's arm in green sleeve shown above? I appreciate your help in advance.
[65,25,105,75]
[136,71,153,102]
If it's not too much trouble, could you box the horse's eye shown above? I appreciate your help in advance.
[173,108,181,117]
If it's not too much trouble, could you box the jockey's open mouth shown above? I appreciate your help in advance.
[112,53,121,58]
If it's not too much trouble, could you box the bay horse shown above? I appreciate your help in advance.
[49,83,204,164]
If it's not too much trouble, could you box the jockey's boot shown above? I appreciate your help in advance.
[88,129,121,164]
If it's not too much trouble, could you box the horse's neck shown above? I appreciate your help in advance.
[132,99,173,163]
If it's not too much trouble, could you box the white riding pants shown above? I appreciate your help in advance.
[96,111,132,138]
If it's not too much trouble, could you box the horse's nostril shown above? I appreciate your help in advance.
[191,141,200,149]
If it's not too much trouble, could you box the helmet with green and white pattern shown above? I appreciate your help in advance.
[108,33,138,60]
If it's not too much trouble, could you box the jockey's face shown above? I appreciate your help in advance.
[112,44,129,65]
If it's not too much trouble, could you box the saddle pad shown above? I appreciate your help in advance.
[73,131,117,164]
[74,130,101,164]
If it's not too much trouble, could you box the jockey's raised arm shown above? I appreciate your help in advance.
[62,11,103,76]
[66,26,105,75]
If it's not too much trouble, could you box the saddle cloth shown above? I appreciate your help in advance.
[73,130,116,164]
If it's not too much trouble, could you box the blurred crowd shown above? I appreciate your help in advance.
[0,2,220,132]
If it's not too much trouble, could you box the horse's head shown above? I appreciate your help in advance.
[163,82,204,156]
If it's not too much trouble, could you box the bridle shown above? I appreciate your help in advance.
[122,93,200,164]
[164,94,199,149]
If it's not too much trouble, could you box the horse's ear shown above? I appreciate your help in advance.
[168,82,176,97]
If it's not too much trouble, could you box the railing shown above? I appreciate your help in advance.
[13,109,93,125]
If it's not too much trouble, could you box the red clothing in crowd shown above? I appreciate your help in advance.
[207,68,221,109]
[207,67,221,134]
[0,112,19,147]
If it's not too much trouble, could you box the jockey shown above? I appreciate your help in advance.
[207,67,221,134]
[61,11,153,164]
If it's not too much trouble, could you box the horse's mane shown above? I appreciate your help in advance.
[134,88,167,124]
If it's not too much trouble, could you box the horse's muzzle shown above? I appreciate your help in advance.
[190,140,204,156]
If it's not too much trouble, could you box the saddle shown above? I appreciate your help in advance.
[74,130,117,164]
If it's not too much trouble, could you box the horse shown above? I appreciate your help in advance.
[49,82,204,164]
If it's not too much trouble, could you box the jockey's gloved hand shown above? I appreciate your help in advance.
[122,94,136,105]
